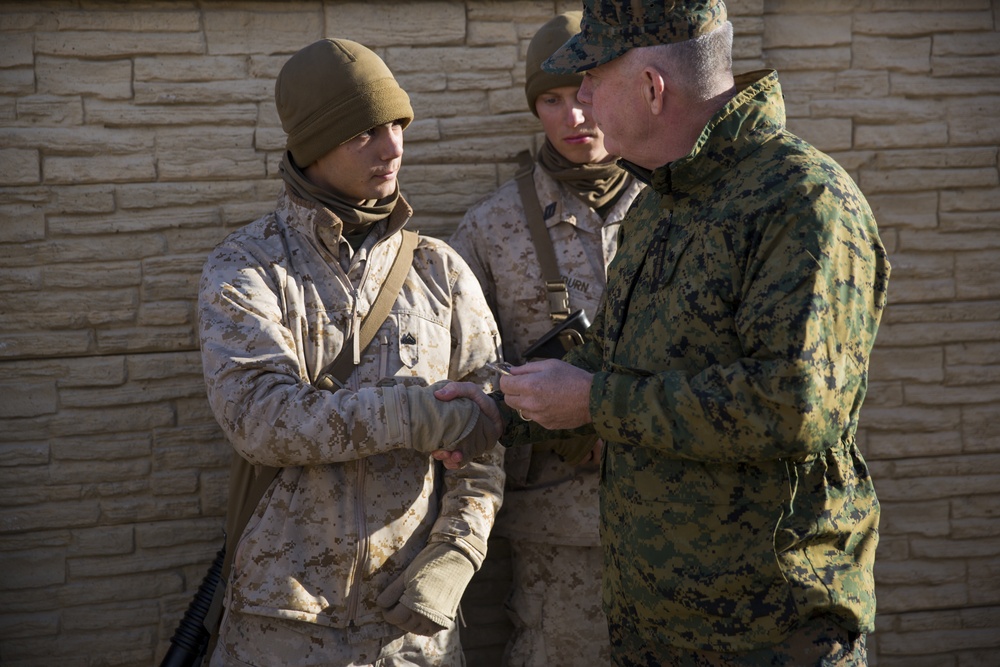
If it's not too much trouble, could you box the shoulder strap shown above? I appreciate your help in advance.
[315,229,419,390]
[205,229,420,638]
[513,151,570,323]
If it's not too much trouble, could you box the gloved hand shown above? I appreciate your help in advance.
[376,543,476,636]
[404,381,499,460]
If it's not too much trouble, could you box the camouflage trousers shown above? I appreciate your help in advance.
[210,608,464,667]
[609,615,866,667]
[503,541,611,667]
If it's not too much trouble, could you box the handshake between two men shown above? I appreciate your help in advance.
[432,358,595,469]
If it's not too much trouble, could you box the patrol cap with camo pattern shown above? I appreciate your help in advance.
[543,0,728,74]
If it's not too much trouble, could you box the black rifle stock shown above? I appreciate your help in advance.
[159,545,225,667]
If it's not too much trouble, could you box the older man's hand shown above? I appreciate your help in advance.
[499,359,593,430]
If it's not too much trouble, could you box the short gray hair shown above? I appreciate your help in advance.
[637,21,734,100]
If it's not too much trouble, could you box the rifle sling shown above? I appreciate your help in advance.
[513,150,570,323]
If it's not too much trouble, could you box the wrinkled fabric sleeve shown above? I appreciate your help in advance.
[590,182,889,463]
[199,236,416,467]
[427,243,505,568]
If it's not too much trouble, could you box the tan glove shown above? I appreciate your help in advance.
[404,381,499,459]
[376,543,476,636]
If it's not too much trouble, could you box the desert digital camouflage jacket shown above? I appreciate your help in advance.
[507,70,890,651]
[198,187,504,636]
[451,165,642,545]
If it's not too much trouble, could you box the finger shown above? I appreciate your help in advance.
[376,574,406,608]
[432,449,465,469]
[433,380,475,401]
[383,603,412,626]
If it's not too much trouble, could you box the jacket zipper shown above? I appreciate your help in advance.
[347,456,369,624]
[344,232,398,624]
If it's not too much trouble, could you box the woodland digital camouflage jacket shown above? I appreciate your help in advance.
[198,188,504,637]
[451,165,642,545]
[506,69,890,651]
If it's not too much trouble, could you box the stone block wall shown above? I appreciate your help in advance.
[0,1,997,665]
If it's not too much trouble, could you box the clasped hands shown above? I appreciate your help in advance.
[432,358,593,469]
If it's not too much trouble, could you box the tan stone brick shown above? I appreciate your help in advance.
[15,95,84,126]
[100,495,201,525]
[137,301,192,327]
[933,54,1000,77]
[35,56,136,99]
[203,7,322,55]
[860,167,998,194]
[50,433,150,463]
[0,148,40,184]
[0,204,45,243]
[157,148,266,181]
[855,122,949,149]
[488,86,532,115]
[0,331,93,361]
[874,147,997,169]
[786,117,852,151]
[0,500,101,533]
[84,99,257,127]
[868,191,939,228]
[448,70,514,92]
[763,14,851,48]
[62,8,201,31]
[34,30,206,57]
[95,325,195,353]
[732,34,763,61]
[763,46,851,71]
[0,550,67,589]
[41,261,140,290]
[44,154,157,185]
[468,20,518,46]
[0,381,57,418]
[934,32,1000,56]
[870,344,945,382]
[134,55,249,82]
[947,341,1000,365]
[468,1,551,22]
[325,1,466,46]
[0,67,34,95]
[879,500,953,538]
[816,96,945,123]
[855,10,994,36]
[387,45,520,73]
[0,126,155,154]
[948,105,1000,146]
[133,78,272,105]
[858,403,962,432]
[867,430,963,459]
[886,277,957,303]
[955,249,1000,299]
[49,207,219,237]
[406,135,530,165]
[891,73,1000,97]
[901,228,1000,252]
[0,32,33,68]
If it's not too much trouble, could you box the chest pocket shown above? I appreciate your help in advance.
[393,310,451,380]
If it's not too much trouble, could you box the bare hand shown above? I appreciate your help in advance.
[500,359,593,430]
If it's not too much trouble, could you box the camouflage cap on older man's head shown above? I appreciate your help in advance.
[544,0,728,74]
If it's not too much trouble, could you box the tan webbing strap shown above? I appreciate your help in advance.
[315,229,419,391]
[203,229,420,643]
[513,151,570,323]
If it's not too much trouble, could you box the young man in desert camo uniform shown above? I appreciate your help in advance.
[199,38,506,666]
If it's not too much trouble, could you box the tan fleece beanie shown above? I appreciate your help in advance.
[275,39,414,167]
[524,12,585,116]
